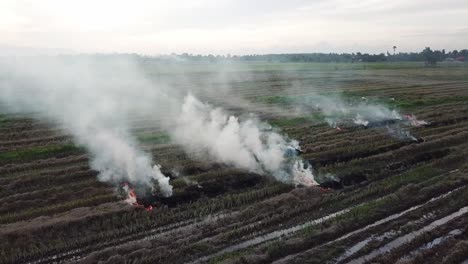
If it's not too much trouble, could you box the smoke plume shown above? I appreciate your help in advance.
[297,94,397,124]
[171,94,317,186]
[0,56,173,196]
[0,55,318,200]
[293,93,427,140]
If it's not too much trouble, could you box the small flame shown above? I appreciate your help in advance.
[292,160,319,187]
[121,182,153,211]
[405,114,429,127]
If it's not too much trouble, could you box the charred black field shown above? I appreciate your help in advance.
[1,62,468,264]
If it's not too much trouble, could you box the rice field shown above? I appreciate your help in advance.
[1,62,468,264]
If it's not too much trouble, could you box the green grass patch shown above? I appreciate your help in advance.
[0,144,82,162]
[255,88,468,113]
[269,111,339,127]
[389,96,468,109]
[0,114,9,125]
[270,117,310,127]
[255,92,372,107]
[137,133,171,144]
[255,95,296,105]
[207,247,255,264]
[269,116,321,127]
[378,166,440,188]
[340,90,373,100]
[302,225,319,236]
[333,165,443,208]
[343,193,397,220]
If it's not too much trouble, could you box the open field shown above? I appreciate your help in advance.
[1,62,468,264]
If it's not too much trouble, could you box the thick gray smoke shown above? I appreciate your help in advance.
[0,56,173,196]
[172,94,317,186]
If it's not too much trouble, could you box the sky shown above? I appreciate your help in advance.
[1,0,468,55]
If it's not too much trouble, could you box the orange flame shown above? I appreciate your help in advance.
[122,182,153,211]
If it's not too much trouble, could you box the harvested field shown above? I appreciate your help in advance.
[1,62,468,264]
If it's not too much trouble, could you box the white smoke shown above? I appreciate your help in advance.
[171,94,317,186]
[0,55,318,197]
[0,56,173,196]
[352,114,370,126]
[293,93,427,141]
[299,94,403,126]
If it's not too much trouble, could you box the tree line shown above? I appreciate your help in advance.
[153,47,467,64]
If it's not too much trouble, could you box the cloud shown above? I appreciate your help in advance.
[0,0,467,54]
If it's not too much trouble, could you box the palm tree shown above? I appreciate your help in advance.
[393,46,397,56]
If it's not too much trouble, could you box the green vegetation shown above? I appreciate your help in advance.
[1,62,468,264]
[255,95,296,105]
[348,166,441,202]
[255,93,389,111]
[151,48,467,64]
[269,116,318,127]
[0,193,117,224]
[389,95,468,109]
[137,133,171,144]
[0,114,9,125]
[0,144,82,162]
[256,92,468,129]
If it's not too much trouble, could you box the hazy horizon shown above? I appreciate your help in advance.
[1,0,468,56]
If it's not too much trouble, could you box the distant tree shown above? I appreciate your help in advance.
[434,49,443,61]
[144,48,466,64]
[460,49,468,58]
[422,47,438,66]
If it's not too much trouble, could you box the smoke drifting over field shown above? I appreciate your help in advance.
[0,56,173,197]
[293,93,427,140]
[173,94,317,186]
[304,95,400,126]
[0,56,318,199]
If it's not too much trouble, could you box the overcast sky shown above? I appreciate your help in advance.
[1,0,468,55]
